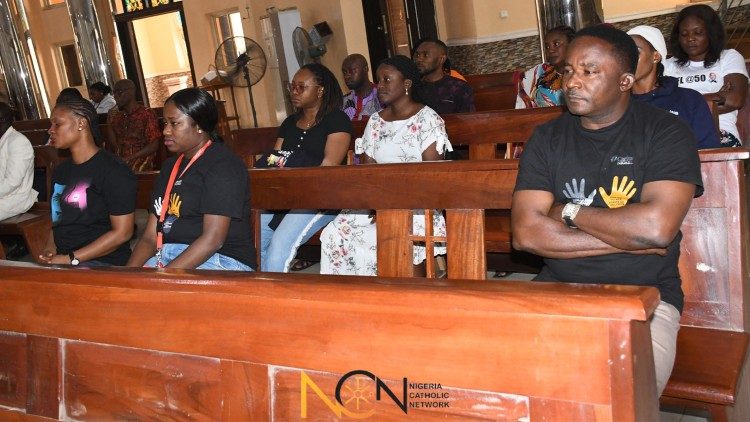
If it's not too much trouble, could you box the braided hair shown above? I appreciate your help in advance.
[54,97,102,145]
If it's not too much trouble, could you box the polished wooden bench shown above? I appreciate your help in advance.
[0,160,661,420]
[660,148,750,421]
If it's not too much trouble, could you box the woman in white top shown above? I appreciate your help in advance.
[319,55,452,276]
[88,82,117,114]
[664,4,748,146]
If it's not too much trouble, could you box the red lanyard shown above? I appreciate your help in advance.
[155,141,212,265]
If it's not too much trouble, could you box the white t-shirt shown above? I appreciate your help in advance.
[665,49,749,140]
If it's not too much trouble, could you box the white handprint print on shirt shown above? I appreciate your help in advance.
[563,178,597,206]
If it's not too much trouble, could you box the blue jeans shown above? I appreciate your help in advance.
[144,243,253,271]
[260,210,335,272]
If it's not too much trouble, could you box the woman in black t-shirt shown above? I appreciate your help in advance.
[40,97,136,266]
[259,63,351,272]
[127,88,256,270]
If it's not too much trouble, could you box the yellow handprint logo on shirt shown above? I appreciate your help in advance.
[167,193,181,217]
[599,176,636,208]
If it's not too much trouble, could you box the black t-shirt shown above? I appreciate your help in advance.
[278,110,352,166]
[514,101,704,312]
[151,142,256,269]
[421,75,476,114]
[51,150,136,265]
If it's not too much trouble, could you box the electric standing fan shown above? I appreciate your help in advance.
[215,36,267,127]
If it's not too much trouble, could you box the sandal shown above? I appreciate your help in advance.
[290,259,316,271]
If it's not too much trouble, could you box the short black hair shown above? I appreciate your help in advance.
[412,38,451,72]
[166,87,221,142]
[88,82,111,95]
[547,25,576,42]
[574,25,638,74]
[670,4,725,68]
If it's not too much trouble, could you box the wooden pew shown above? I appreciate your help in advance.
[465,71,520,112]
[227,107,565,167]
[0,160,661,420]
[660,148,750,421]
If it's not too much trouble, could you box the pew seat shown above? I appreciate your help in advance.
[0,209,50,263]
[663,327,749,407]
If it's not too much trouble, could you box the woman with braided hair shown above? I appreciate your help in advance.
[40,96,136,266]
[320,55,452,276]
[127,88,255,270]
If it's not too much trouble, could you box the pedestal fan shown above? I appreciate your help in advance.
[215,36,267,127]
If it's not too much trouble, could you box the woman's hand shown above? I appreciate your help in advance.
[39,252,71,265]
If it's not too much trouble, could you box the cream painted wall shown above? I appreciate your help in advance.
[437,0,709,44]
[133,13,190,77]
[473,0,537,38]
[23,1,75,104]
[181,1,369,126]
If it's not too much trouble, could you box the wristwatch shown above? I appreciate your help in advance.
[68,251,80,266]
[561,203,582,229]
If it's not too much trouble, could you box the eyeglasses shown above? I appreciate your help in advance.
[286,83,321,94]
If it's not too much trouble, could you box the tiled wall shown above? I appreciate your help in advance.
[448,4,749,75]
[144,71,194,108]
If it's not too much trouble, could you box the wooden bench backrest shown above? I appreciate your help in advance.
[0,264,660,420]
[465,71,517,91]
[229,107,564,165]
[251,160,518,279]
[680,149,750,331]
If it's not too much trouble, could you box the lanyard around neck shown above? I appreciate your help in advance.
[156,140,212,257]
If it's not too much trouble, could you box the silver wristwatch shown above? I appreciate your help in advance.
[68,251,80,266]
[561,203,582,229]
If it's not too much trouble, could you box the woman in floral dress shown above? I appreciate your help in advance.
[319,55,452,276]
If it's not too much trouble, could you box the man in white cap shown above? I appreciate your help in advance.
[627,25,720,148]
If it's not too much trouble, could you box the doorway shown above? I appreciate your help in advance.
[114,3,196,108]
[362,0,437,80]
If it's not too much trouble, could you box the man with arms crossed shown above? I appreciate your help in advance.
[512,25,703,395]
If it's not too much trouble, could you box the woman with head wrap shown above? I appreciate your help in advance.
[319,55,453,276]
[40,96,136,266]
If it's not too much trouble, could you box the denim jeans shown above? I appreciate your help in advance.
[260,210,335,272]
[143,243,253,271]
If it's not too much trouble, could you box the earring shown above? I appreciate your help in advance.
[405,87,409,96]
[198,129,202,134]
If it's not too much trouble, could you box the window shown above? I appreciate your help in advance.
[42,0,65,7]
[213,11,245,42]
[57,43,83,87]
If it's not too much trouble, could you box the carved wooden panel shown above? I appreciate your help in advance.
[64,341,223,420]
[25,335,60,419]
[679,207,731,329]
[0,331,26,410]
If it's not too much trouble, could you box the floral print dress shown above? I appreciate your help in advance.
[320,106,452,275]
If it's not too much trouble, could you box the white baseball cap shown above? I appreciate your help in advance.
[627,25,667,65]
